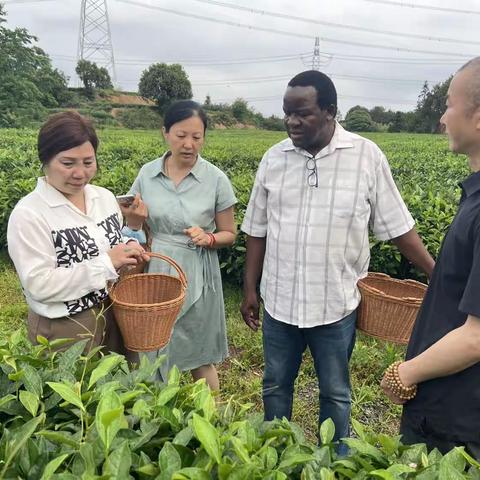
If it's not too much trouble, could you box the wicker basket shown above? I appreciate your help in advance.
[110,253,187,352]
[357,272,427,344]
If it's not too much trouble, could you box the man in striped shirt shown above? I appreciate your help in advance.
[240,70,434,453]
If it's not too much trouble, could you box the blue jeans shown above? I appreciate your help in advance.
[262,309,357,452]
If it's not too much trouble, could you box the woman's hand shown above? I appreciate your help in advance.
[108,242,150,269]
[120,193,148,230]
[184,226,211,247]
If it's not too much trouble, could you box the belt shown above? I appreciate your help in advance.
[152,233,216,292]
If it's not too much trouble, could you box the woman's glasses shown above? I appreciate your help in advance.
[306,158,318,188]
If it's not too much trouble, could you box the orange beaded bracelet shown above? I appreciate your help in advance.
[384,361,417,401]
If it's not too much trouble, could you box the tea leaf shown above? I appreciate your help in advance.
[103,441,132,477]
[319,418,335,445]
[159,441,182,472]
[22,363,43,397]
[0,393,16,408]
[88,354,124,389]
[172,467,211,480]
[192,413,222,464]
[1,413,45,478]
[95,390,127,451]
[278,453,316,470]
[19,390,39,416]
[36,430,80,449]
[173,426,194,447]
[46,382,85,412]
[342,438,386,464]
[40,453,70,480]
[157,384,180,406]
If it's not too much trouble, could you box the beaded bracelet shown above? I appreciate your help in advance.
[207,233,216,248]
[384,361,417,401]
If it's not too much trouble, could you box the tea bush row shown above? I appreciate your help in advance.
[1,333,479,478]
[0,129,469,283]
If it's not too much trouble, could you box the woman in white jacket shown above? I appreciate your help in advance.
[7,111,148,355]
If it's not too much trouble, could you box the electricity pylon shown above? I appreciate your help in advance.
[311,36,321,71]
[77,0,117,84]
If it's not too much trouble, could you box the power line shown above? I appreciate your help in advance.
[213,93,417,106]
[327,52,461,65]
[364,0,480,15]
[192,72,444,87]
[51,50,464,68]
[50,51,311,66]
[188,0,480,47]
[3,0,53,3]
[116,0,475,59]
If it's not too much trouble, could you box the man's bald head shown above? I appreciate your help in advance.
[458,57,480,115]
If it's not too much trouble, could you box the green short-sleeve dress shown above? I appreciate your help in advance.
[129,153,237,378]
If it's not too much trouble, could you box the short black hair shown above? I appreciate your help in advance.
[163,100,208,132]
[287,70,337,115]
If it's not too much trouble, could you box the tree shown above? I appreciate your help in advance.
[138,63,192,113]
[414,77,451,133]
[345,106,376,132]
[75,59,113,98]
[0,5,70,127]
[231,98,249,122]
[388,111,406,132]
[369,106,395,125]
[204,94,211,107]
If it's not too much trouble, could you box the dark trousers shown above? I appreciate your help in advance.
[262,309,357,455]
[401,412,480,460]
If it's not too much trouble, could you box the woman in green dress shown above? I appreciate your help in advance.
[122,100,237,390]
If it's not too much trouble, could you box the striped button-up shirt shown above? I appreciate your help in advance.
[241,123,414,327]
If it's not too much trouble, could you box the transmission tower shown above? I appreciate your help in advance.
[311,36,321,70]
[77,0,117,84]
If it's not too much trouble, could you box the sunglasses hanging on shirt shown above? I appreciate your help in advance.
[306,157,318,188]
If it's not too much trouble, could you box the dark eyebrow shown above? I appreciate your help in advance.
[60,156,95,160]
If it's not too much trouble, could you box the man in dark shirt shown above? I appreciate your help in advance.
[381,57,480,457]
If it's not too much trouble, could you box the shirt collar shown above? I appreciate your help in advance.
[150,152,205,182]
[281,121,354,157]
[35,177,100,207]
[460,170,480,198]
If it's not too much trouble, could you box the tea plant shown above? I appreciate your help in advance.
[1,333,480,478]
[0,129,468,283]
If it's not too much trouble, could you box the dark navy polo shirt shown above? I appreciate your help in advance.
[403,170,480,442]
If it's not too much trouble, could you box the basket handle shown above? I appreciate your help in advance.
[403,279,427,288]
[366,272,390,279]
[147,252,187,288]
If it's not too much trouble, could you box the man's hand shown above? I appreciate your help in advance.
[380,370,407,405]
[240,291,261,331]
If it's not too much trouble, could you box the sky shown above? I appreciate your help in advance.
[3,0,479,117]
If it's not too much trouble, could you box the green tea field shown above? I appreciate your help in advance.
[0,128,473,474]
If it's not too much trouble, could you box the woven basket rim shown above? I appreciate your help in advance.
[110,272,186,308]
[358,272,427,305]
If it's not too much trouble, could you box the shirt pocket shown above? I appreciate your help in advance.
[333,192,369,220]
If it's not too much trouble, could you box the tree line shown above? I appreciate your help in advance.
[0,3,449,133]
[342,79,450,134]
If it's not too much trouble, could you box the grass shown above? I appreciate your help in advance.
[0,254,404,442]
[219,284,405,441]
[0,252,27,338]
